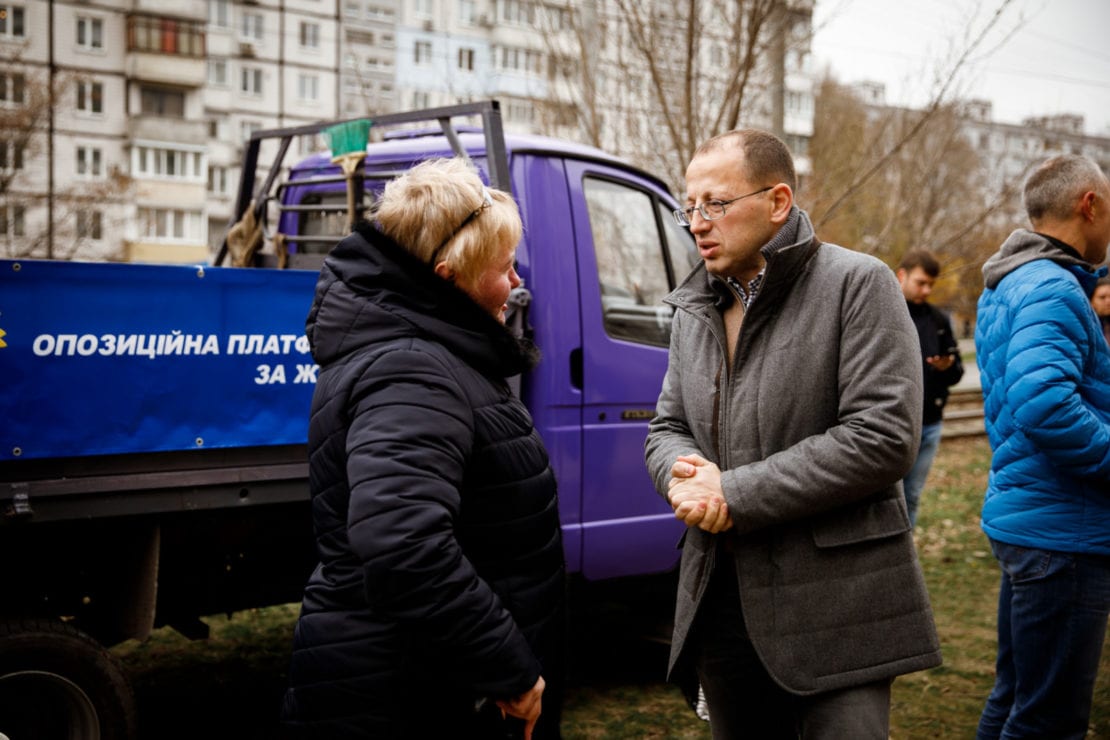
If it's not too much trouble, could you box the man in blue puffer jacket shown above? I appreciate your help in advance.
[975,154,1110,740]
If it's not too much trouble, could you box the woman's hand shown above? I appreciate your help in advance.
[495,676,545,740]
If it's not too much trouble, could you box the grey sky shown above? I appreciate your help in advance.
[811,0,1110,136]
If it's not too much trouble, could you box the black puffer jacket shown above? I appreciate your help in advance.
[281,222,565,738]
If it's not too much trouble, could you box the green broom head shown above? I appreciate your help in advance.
[324,119,372,173]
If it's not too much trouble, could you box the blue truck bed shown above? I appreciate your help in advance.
[1,259,319,461]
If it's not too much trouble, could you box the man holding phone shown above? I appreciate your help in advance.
[897,248,964,527]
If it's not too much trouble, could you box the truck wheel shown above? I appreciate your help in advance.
[0,619,137,740]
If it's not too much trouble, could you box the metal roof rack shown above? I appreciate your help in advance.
[213,100,510,268]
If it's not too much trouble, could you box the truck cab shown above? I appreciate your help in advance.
[275,123,698,580]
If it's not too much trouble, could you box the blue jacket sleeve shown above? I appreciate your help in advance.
[1004,279,1110,479]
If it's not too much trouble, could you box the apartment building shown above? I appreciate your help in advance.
[2,0,813,263]
[854,82,1110,222]
[959,100,1110,206]
[1,0,339,262]
[337,0,399,118]
[203,0,341,247]
[389,0,816,184]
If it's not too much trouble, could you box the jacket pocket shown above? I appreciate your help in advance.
[811,495,910,548]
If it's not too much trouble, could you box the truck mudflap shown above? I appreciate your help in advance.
[0,258,318,461]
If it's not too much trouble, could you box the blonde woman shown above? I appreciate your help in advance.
[282,158,565,739]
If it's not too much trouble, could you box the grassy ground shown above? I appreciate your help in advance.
[114,436,1110,738]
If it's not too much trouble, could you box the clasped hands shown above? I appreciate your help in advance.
[667,453,733,533]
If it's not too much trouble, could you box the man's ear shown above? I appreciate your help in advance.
[434,260,455,282]
[769,183,794,224]
[1081,190,1098,222]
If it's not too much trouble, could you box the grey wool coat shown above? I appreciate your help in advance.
[645,208,942,697]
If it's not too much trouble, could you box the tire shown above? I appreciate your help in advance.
[0,619,137,740]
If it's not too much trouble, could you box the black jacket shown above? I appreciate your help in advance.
[282,222,565,738]
[906,301,964,425]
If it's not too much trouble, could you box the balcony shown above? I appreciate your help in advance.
[126,15,206,87]
[128,115,208,146]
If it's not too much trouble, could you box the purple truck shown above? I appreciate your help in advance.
[0,101,696,738]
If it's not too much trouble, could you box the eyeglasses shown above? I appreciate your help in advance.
[431,186,493,264]
[672,186,774,226]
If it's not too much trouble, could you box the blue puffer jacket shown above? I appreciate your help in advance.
[976,229,1110,555]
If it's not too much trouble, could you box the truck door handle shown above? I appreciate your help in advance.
[570,348,583,390]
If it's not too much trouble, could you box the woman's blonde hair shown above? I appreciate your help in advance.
[375,157,521,283]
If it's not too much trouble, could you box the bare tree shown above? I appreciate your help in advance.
[808,0,1020,228]
[805,77,1025,323]
[1,55,132,261]
[538,0,797,194]
[537,0,1025,237]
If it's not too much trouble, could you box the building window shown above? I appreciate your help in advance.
[299,21,319,49]
[76,17,104,50]
[505,99,533,124]
[240,12,263,41]
[76,80,103,114]
[0,205,26,237]
[414,0,432,15]
[414,40,432,65]
[0,4,25,39]
[208,0,229,28]
[458,0,476,24]
[297,73,318,102]
[207,165,229,195]
[140,85,185,117]
[297,134,323,156]
[784,134,809,158]
[785,91,812,116]
[138,207,205,243]
[458,47,475,71]
[240,67,263,95]
[132,145,205,181]
[0,139,24,171]
[76,146,103,177]
[543,5,568,31]
[499,0,533,25]
[208,59,227,86]
[77,210,103,241]
[343,0,359,18]
[412,91,430,108]
[128,16,206,56]
[241,120,262,141]
[0,72,24,106]
[346,28,374,45]
[492,45,543,75]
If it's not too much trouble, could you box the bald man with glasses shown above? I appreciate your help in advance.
[646,129,941,738]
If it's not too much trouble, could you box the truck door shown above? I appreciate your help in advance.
[564,160,698,580]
